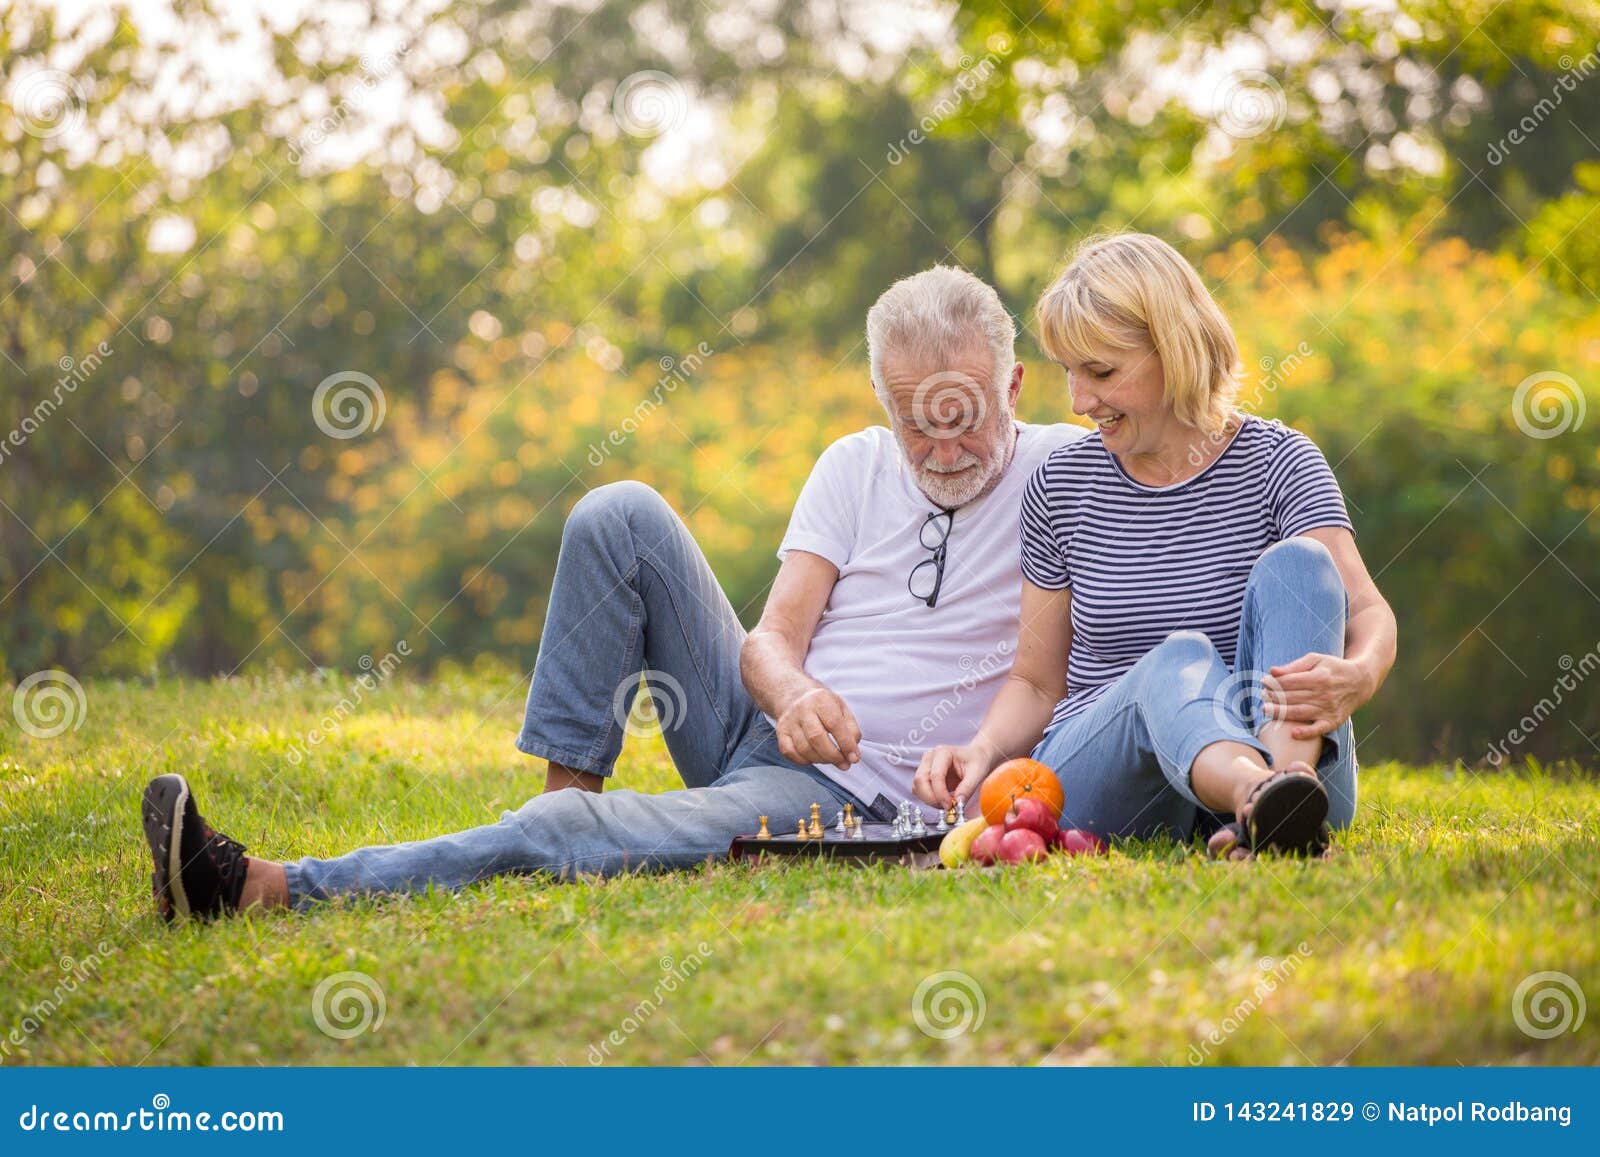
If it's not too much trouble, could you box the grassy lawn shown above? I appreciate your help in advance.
[2,671,1597,1067]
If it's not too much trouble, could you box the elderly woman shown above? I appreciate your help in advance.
[914,232,1396,856]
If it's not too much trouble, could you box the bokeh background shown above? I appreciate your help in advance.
[3,0,1599,764]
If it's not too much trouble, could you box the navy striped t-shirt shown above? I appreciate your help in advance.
[1019,413,1353,729]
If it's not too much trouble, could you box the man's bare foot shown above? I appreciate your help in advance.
[239,858,290,910]
[543,761,604,794]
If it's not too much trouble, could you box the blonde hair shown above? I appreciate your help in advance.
[1035,232,1241,434]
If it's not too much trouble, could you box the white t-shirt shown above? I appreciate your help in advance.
[771,420,1084,814]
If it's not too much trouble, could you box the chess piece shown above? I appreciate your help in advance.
[843,803,855,829]
[945,805,957,827]
[955,797,966,826]
[836,808,847,835]
[852,819,865,840]
[807,803,823,839]
[796,819,808,840]
[935,809,949,832]
[757,815,771,840]
[912,809,927,837]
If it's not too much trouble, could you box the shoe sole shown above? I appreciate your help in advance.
[142,774,192,921]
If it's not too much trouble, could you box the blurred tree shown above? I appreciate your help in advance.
[4,0,1600,765]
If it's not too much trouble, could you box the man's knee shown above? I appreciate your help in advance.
[563,480,675,551]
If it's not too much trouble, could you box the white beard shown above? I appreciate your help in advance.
[915,459,990,508]
[907,422,1017,508]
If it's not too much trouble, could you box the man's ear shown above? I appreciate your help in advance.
[1007,361,1024,408]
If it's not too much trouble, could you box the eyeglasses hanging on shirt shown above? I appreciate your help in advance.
[907,507,956,608]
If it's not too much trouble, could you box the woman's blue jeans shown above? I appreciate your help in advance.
[1031,536,1359,842]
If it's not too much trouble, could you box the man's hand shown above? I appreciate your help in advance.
[914,740,999,810]
[1262,651,1373,739]
[775,686,862,771]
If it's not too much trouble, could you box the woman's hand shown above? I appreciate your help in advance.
[914,740,1000,810]
[1263,652,1373,739]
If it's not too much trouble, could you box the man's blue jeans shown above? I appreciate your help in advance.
[283,482,863,908]
[1031,536,1359,842]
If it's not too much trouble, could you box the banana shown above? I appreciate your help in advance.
[938,816,989,868]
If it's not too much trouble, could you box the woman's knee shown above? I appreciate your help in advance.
[1249,536,1342,604]
[1137,630,1221,678]
[1121,631,1228,721]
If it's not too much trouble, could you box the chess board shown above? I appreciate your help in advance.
[727,821,945,866]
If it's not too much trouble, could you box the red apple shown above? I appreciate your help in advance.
[998,828,1048,864]
[1005,797,1058,840]
[970,825,1007,866]
[1050,828,1107,856]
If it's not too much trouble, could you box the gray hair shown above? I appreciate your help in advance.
[866,265,1017,400]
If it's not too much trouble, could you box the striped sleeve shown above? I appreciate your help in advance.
[1020,458,1071,590]
[1265,430,1354,540]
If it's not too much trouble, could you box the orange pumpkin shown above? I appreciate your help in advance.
[980,758,1065,828]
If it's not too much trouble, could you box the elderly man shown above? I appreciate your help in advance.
[139,266,1082,920]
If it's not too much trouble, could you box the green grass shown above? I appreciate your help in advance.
[2,671,1597,1067]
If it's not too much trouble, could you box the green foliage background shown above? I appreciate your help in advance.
[3,0,1599,764]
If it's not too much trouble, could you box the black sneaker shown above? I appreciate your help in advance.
[141,774,249,922]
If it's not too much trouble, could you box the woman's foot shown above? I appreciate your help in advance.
[1206,760,1329,859]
